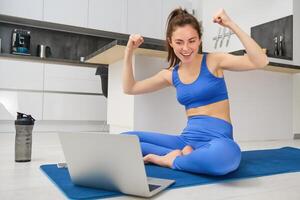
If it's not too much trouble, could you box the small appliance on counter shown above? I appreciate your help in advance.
[11,29,31,56]
[37,44,51,58]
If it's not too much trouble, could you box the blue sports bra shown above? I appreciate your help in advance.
[172,53,228,110]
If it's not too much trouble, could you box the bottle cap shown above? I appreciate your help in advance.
[15,112,35,125]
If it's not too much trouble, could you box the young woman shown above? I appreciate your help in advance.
[122,8,268,175]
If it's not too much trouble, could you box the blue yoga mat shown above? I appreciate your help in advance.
[40,147,300,200]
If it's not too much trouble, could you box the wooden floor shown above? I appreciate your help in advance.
[0,133,300,200]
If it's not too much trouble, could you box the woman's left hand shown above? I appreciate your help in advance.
[213,8,234,28]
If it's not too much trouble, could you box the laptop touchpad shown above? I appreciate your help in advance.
[148,184,161,192]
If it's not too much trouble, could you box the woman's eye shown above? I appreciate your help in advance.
[189,40,195,43]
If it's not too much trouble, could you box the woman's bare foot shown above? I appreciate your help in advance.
[143,150,182,168]
[181,145,193,155]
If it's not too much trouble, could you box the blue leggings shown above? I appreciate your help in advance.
[123,115,241,176]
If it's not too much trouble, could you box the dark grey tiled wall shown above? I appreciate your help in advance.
[251,15,293,60]
[0,22,114,61]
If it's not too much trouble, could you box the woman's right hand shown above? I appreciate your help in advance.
[126,34,144,51]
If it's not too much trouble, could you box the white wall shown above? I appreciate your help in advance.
[107,59,134,133]
[293,0,300,133]
[190,0,203,22]
[226,70,293,141]
[293,73,300,134]
[107,55,186,135]
[134,56,186,134]
[293,0,300,65]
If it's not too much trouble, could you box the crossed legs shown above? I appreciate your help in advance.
[123,131,241,175]
[122,131,193,168]
[143,145,194,168]
[144,139,241,175]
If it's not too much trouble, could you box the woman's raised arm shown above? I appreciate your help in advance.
[212,9,269,71]
[123,34,171,95]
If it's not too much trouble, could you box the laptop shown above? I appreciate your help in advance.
[58,132,175,197]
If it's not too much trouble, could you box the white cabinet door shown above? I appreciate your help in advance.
[127,0,162,39]
[44,64,101,94]
[0,91,43,120]
[43,93,107,121]
[161,0,192,39]
[0,59,44,90]
[88,0,127,33]
[43,0,88,27]
[0,0,43,20]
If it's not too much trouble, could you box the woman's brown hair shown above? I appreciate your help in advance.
[166,8,202,68]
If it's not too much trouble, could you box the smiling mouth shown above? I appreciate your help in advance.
[181,52,192,57]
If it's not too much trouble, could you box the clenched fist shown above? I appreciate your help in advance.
[126,34,144,51]
[213,8,234,28]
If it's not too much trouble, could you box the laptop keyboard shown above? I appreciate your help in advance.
[148,184,161,192]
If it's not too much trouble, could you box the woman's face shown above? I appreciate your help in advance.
[169,25,201,64]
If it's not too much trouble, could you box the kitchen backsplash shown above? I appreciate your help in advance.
[251,15,293,60]
[0,22,114,61]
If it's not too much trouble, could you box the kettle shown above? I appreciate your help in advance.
[37,44,51,58]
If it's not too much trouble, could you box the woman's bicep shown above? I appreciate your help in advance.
[216,53,263,71]
[129,70,171,95]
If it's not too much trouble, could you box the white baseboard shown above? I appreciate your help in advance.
[109,124,133,134]
[0,120,109,133]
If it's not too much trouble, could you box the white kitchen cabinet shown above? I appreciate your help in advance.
[127,0,162,39]
[161,0,192,39]
[43,0,88,27]
[44,64,101,94]
[0,59,44,90]
[0,91,43,120]
[43,93,107,121]
[88,0,127,33]
[0,0,43,20]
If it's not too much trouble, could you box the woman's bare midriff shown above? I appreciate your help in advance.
[186,99,231,124]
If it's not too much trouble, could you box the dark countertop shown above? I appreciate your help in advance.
[0,53,104,68]
[268,61,300,70]
[230,50,300,72]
